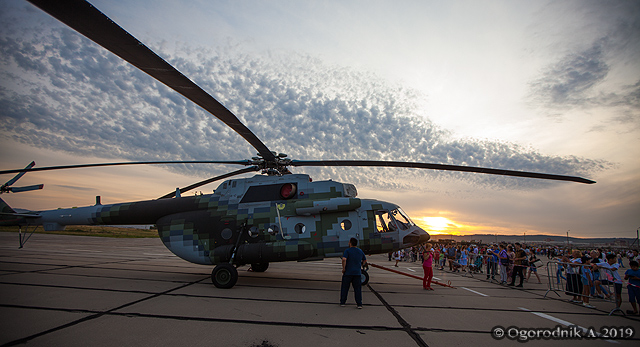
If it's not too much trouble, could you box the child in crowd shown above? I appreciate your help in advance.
[617,253,625,268]
[595,253,623,311]
[624,260,640,315]
[526,253,542,284]
[459,248,468,272]
[580,257,595,308]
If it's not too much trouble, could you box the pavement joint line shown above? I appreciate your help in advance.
[0,259,138,278]
[518,307,622,344]
[21,269,209,284]
[5,303,637,340]
[367,283,429,347]
[0,276,209,347]
[389,303,620,316]
[0,276,356,299]
[64,249,103,253]
[0,258,136,270]
[0,303,404,333]
[107,311,404,332]
[461,287,489,297]
[6,279,616,316]
[0,260,210,277]
[0,281,162,295]
[166,292,385,306]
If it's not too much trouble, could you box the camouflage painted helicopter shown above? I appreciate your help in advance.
[0,0,595,289]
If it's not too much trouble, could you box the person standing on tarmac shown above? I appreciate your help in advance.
[340,238,367,309]
[508,243,527,288]
[422,243,435,290]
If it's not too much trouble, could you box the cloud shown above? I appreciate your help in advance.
[527,0,640,123]
[529,42,609,106]
[53,184,96,192]
[0,14,607,191]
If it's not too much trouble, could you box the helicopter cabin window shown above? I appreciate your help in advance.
[232,181,237,188]
[341,219,352,231]
[375,210,398,233]
[268,225,279,236]
[295,223,306,234]
[248,226,259,238]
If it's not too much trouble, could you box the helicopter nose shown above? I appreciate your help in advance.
[402,227,430,246]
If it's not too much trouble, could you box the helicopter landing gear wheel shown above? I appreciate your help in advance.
[360,269,370,286]
[211,263,238,289]
[250,262,269,272]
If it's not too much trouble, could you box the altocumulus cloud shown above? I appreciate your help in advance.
[0,21,607,190]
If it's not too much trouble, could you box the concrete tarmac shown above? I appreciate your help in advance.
[0,232,639,346]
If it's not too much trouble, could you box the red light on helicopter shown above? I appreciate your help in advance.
[280,183,296,199]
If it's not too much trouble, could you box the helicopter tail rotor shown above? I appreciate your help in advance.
[0,162,44,194]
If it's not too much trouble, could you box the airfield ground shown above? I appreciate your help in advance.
[0,232,639,346]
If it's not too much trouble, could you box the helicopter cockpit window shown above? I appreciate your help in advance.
[390,208,414,231]
[375,210,398,233]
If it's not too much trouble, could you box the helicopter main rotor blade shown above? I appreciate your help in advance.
[291,160,596,184]
[27,0,276,163]
[0,160,252,176]
[158,166,260,199]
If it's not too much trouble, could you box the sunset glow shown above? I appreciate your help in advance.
[416,216,464,235]
[413,214,531,237]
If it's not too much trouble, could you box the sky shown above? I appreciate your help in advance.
[0,0,638,239]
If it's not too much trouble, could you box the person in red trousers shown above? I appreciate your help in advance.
[423,243,434,290]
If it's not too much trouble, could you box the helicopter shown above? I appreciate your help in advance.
[0,0,595,289]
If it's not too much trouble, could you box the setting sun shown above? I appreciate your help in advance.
[415,216,465,235]
[422,217,454,231]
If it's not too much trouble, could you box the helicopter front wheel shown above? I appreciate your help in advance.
[360,269,369,286]
[211,263,238,289]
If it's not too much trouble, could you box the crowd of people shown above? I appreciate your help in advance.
[553,248,640,314]
[390,242,547,286]
[388,243,640,314]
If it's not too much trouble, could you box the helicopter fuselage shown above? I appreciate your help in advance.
[5,174,430,267]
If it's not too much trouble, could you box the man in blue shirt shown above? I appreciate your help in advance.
[624,260,640,315]
[340,237,367,308]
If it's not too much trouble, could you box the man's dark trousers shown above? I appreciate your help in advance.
[510,266,525,286]
[340,275,362,306]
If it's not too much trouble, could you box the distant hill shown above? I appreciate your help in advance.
[430,234,638,248]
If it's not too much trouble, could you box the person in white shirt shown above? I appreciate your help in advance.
[562,250,583,303]
[594,253,623,310]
